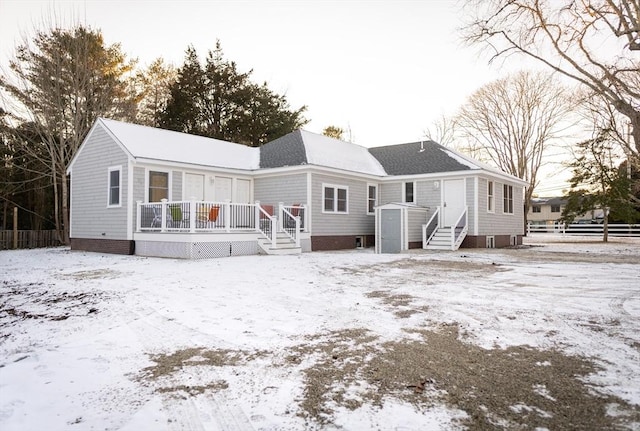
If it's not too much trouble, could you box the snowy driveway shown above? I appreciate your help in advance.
[1,236,639,430]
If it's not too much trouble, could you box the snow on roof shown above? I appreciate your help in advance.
[99,118,260,170]
[299,130,386,176]
[440,148,480,170]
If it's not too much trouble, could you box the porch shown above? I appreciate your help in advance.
[134,200,309,258]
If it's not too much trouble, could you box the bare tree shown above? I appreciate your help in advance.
[455,70,572,225]
[0,25,137,243]
[462,0,640,167]
[424,114,458,147]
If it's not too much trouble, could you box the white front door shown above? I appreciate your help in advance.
[443,179,465,226]
[184,173,204,201]
[215,177,232,202]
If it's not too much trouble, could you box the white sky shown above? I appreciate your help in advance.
[0,0,570,194]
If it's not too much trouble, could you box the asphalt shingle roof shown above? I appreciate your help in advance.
[368,141,475,175]
[259,130,308,168]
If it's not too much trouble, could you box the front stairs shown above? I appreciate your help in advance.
[257,232,302,255]
[424,227,464,251]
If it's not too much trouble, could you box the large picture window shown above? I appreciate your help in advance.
[149,171,169,202]
[323,184,348,213]
[367,184,377,214]
[503,184,514,214]
[107,166,121,207]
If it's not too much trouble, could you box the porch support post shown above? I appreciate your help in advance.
[161,199,168,232]
[278,202,284,232]
[225,199,231,232]
[303,204,308,232]
[254,201,260,231]
[295,217,300,247]
[271,217,276,246]
[189,199,196,233]
[136,201,142,232]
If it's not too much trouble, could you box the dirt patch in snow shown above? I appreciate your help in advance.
[139,347,265,397]
[0,280,103,340]
[291,325,640,429]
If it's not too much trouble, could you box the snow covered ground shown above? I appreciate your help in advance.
[1,235,639,430]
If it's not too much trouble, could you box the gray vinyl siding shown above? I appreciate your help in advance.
[132,167,146,234]
[466,178,476,235]
[254,173,308,205]
[70,125,129,240]
[311,173,374,236]
[477,177,525,235]
[380,180,439,208]
[416,179,441,209]
[379,183,401,205]
[407,209,429,242]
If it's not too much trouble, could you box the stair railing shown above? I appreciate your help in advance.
[255,201,276,247]
[422,207,441,248]
[279,203,301,247]
[451,206,469,250]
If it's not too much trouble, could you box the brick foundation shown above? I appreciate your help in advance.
[70,238,135,255]
[311,235,375,251]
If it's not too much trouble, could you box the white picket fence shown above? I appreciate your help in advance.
[527,222,640,237]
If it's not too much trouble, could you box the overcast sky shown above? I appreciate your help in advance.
[1,0,569,194]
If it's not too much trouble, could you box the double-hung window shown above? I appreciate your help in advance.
[503,184,514,214]
[532,206,541,213]
[149,171,169,202]
[403,182,415,204]
[367,184,377,214]
[323,184,348,213]
[487,180,494,212]
[107,166,121,207]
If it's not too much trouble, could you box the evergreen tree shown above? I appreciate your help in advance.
[562,131,640,242]
[161,42,307,146]
[135,58,177,127]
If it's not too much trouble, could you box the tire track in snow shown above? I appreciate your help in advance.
[122,304,255,431]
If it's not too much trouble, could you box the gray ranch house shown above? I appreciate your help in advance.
[67,118,527,258]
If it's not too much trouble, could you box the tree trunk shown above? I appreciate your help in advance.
[603,209,609,243]
[61,173,70,245]
[2,200,7,230]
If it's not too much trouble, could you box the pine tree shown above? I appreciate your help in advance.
[161,42,307,146]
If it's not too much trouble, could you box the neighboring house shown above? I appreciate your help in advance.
[528,197,601,227]
[528,197,567,226]
[67,118,527,258]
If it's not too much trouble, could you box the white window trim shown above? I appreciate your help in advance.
[322,183,349,214]
[107,165,122,208]
[487,180,494,213]
[146,168,172,202]
[402,181,416,204]
[367,183,378,215]
[503,183,514,215]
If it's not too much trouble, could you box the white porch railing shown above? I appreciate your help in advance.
[422,207,440,248]
[278,203,304,248]
[136,200,307,245]
[451,206,468,250]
